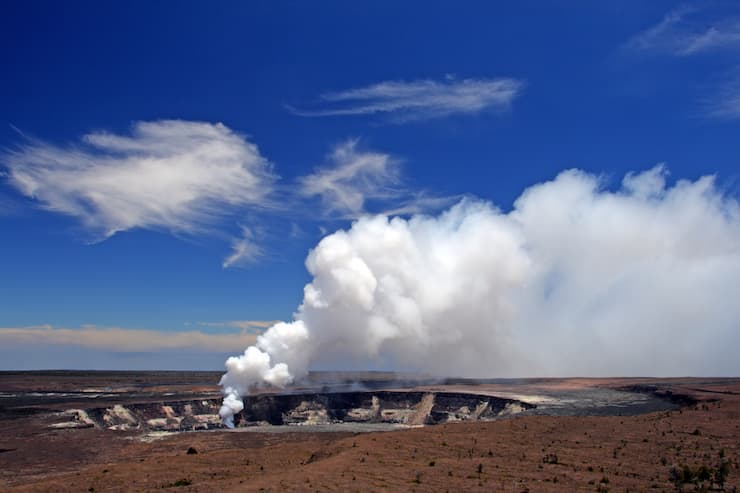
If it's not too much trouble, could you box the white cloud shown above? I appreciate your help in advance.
[288,77,524,122]
[298,140,459,220]
[222,226,263,268]
[299,139,402,217]
[2,120,276,240]
[627,7,740,56]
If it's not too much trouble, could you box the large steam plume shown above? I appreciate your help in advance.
[219,166,740,426]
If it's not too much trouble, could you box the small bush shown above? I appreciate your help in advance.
[165,479,192,488]
[716,460,730,489]
[696,465,711,482]
[542,453,559,464]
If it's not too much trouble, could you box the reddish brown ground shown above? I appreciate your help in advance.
[1,377,738,492]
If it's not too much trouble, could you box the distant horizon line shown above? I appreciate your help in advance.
[0,369,735,379]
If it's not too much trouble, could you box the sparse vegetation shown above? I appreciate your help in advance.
[542,453,559,464]
[668,457,730,492]
[164,478,192,488]
[5,375,739,492]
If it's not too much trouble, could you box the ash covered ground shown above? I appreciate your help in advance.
[0,371,738,492]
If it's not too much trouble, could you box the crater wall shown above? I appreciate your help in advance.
[59,391,535,432]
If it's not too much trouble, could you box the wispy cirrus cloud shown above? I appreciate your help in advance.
[297,139,457,219]
[625,5,740,120]
[379,192,464,217]
[1,120,457,268]
[288,77,524,122]
[299,139,402,217]
[222,226,263,268]
[626,6,740,56]
[2,120,276,240]
[197,319,279,333]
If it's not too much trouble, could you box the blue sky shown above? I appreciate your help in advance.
[1,1,739,370]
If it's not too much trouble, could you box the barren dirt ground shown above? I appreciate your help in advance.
[0,374,738,492]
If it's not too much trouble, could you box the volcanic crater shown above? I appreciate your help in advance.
[2,373,738,492]
[55,390,534,432]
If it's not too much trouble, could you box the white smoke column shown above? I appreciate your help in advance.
[219,166,740,426]
[511,166,740,376]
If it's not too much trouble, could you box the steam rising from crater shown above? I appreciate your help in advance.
[219,166,740,427]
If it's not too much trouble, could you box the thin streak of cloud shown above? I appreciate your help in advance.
[198,320,279,332]
[295,139,458,221]
[297,139,460,220]
[379,192,464,217]
[624,6,740,121]
[222,226,263,268]
[298,139,402,217]
[288,77,524,122]
[1,120,276,241]
[289,222,304,238]
[0,325,259,352]
[626,6,740,56]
